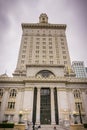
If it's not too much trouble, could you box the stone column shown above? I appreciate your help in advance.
[36,87,40,125]
[51,87,56,124]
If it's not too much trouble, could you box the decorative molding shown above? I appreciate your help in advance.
[22,23,66,30]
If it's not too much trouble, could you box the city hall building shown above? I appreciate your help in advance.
[0,14,87,125]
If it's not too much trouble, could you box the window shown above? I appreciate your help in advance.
[49,56,53,59]
[0,89,3,97]
[62,51,66,54]
[43,50,46,53]
[23,46,26,49]
[50,61,53,64]
[64,61,67,64]
[75,102,83,111]
[9,89,17,98]
[61,42,64,45]
[23,50,26,53]
[42,38,46,41]
[61,38,64,41]
[8,102,15,109]
[36,38,40,40]
[49,46,52,49]
[36,70,55,78]
[43,55,46,58]
[62,47,65,49]
[36,55,39,58]
[36,46,39,49]
[43,42,46,45]
[73,89,81,99]
[35,60,39,63]
[22,55,25,58]
[63,56,66,59]
[36,42,39,45]
[73,89,83,111]
[42,60,46,64]
[49,51,53,54]
[49,38,52,41]
[43,46,46,49]
[21,60,24,64]
[49,42,52,45]
[36,50,39,53]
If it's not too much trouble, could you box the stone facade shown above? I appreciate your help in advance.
[0,14,87,126]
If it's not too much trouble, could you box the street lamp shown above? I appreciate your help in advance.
[19,110,23,123]
[77,102,83,124]
[73,111,77,124]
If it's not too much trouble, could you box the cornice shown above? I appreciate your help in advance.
[0,76,87,84]
[22,23,66,30]
[26,64,65,68]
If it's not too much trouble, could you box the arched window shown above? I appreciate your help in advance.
[0,89,3,97]
[9,89,17,98]
[73,89,81,99]
[36,70,55,78]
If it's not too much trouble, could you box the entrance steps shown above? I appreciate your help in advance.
[36,125,70,130]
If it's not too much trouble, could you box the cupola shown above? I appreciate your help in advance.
[39,13,48,23]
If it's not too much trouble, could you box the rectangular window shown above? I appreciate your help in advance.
[49,46,52,49]
[36,42,39,45]
[35,60,39,63]
[49,51,53,54]
[23,46,26,49]
[62,51,66,54]
[36,46,39,49]
[62,47,65,49]
[23,50,26,53]
[43,46,46,49]
[61,42,64,45]
[36,55,39,58]
[8,102,15,109]
[64,61,67,64]
[49,38,52,41]
[36,50,39,53]
[43,42,46,45]
[50,61,53,64]
[49,42,52,45]
[21,60,24,64]
[43,50,46,53]
[22,55,25,58]
[63,56,66,59]
[42,38,46,41]
[36,38,40,40]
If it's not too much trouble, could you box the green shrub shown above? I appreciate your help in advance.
[0,123,14,128]
[84,123,87,128]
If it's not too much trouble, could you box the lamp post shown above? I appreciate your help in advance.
[19,110,23,123]
[77,102,82,124]
[73,111,77,124]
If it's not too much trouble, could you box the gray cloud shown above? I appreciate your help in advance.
[0,0,87,76]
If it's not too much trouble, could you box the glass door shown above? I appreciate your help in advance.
[40,88,51,124]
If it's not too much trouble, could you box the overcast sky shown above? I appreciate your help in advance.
[0,0,87,76]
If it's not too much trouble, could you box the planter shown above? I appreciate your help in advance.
[14,124,25,130]
[70,124,84,130]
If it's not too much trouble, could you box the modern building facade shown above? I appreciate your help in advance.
[72,61,87,78]
[0,14,87,126]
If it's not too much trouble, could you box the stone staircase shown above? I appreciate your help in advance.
[35,125,70,130]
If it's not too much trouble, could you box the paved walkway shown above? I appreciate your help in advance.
[34,125,70,130]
